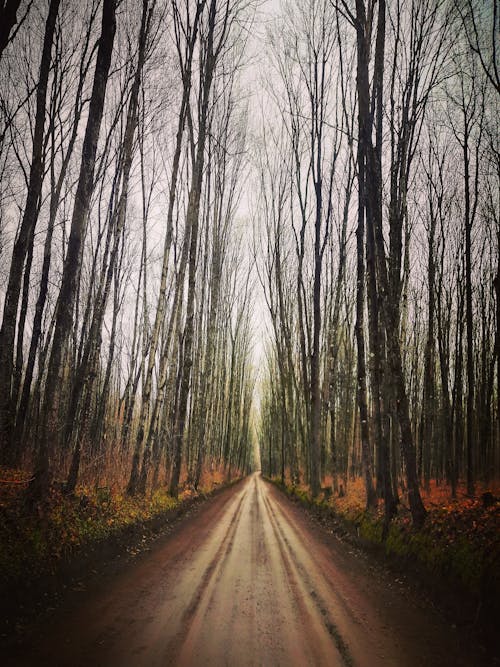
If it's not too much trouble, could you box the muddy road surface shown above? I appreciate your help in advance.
[4,473,484,666]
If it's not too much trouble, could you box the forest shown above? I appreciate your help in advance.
[0,0,257,506]
[0,0,498,595]
[256,0,499,531]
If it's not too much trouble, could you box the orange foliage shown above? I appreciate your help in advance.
[288,470,500,514]
[419,479,500,507]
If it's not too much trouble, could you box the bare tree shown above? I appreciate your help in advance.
[28,0,117,503]
[0,0,60,464]
[127,0,206,496]
[0,0,30,61]
[454,0,499,95]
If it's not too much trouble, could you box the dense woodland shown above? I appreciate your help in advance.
[0,0,255,502]
[0,0,498,533]
[257,0,499,528]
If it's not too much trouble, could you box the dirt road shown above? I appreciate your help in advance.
[5,473,484,666]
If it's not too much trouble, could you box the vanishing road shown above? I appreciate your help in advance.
[5,473,483,666]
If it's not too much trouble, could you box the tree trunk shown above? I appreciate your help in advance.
[0,0,60,463]
[126,0,205,495]
[0,0,23,60]
[27,0,117,504]
[169,0,218,498]
[355,0,425,527]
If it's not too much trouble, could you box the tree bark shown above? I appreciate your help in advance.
[27,0,116,503]
[0,0,60,463]
[0,0,23,60]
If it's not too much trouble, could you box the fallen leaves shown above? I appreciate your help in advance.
[0,468,180,585]
[273,474,500,602]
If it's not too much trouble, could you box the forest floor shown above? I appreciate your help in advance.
[1,473,495,666]
[270,475,500,657]
[0,465,236,637]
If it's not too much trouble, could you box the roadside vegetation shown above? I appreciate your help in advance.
[0,466,230,587]
[270,475,500,648]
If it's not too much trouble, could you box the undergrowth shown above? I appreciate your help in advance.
[272,477,500,603]
[0,467,224,586]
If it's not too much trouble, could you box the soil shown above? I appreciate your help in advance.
[1,473,495,666]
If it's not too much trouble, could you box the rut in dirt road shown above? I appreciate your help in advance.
[6,473,480,666]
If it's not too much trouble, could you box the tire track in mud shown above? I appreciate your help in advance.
[167,487,247,662]
[260,482,354,666]
[263,485,394,667]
